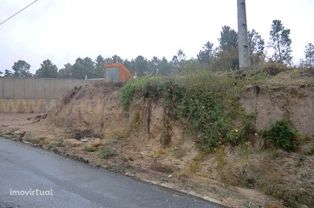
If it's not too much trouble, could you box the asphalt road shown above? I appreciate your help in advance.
[0,138,220,208]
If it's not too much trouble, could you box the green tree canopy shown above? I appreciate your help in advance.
[159,57,172,75]
[58,63,72,78]
[219,26,238,51]
[71,57,96,79]
[269,20,292,64]
[12,60,32,78]
[35,59,58,78]
[248,29,265,64]
[215,26,238,70]
[112,55,123,63]
[197,41,214,64]
[150,56,160,74]
[4,69,13,77]
[129,55,150,76]
[95,55,105,70]
[172,50,186,71]
[94,55,105,78]
[304,43,314,67]
[149,56,172,75]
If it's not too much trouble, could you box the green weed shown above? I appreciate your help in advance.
[97,146,116,159]
[47,139,64,150]
[83,145,97,152]
[120,76,162,110]
[24,133,41,144]
[262,119,298,151]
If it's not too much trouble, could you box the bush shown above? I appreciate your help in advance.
[263,119,297,151]
[47,139,64,150]
[120,76,162,110]
[97,146,116,159]
[263,62,288,76]
[25,133,35,143]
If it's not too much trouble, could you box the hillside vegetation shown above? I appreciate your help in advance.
[1,67,313,207]
[121,71,255,149]
[119,68,314,207]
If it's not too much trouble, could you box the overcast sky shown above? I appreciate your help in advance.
[0,0,313,73]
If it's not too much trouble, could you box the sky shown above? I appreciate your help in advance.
[0,0,313,73]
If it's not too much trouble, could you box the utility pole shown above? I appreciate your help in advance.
[237,0,251,70]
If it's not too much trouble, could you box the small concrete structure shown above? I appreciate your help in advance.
[104,63,132,82]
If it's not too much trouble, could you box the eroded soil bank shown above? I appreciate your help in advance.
[1,78,313,208]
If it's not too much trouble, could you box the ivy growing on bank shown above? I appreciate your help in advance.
[120,72,255,149]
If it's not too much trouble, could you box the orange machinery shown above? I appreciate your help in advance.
[104,63,132,82]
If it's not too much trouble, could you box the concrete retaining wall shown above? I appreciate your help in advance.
[0,99,57,113]
[0,78,95,113]
[0,78,89,99]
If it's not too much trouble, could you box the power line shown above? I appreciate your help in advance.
[0,0,39,26]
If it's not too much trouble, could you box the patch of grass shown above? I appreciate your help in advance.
[262,119,298,151]
[71,129,96,140]
[160,118,172,147]
[149,149,167,159]
[170,146,185,159]
[150,160,173,174]
[216,147,226,172]
[109,163,130,174]
[129,110,142,133]
[227,114,256,146]
[83,145,97,152]
[111,130,130,140]
[55,138,64,146]
[184,161,202,176]
[24,133,41,144]
[263,62,289,76]
[8,128,19,135]
[97,146,116,159]
[47,139,64,150]
[183,152,207,175]
[120,76,162,110]
[264,184,314,208]
[238,142,251,161]
[296,155,305,167]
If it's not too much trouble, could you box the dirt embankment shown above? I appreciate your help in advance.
[48,82,126,138]
[44,81,314,207]
[1,81,313,208]
[241,85,314,136]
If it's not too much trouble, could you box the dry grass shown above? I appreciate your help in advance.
[211,144,314,208]
[97,146,117,159]
[150,160,173,174]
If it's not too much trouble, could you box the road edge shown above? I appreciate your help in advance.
[0,135,227,207]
